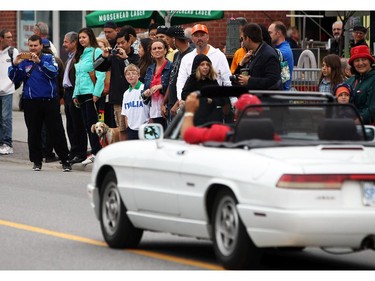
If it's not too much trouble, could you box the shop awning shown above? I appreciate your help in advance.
[85,10,224,28]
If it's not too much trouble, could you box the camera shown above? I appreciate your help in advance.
[230,68,249,84]
[20,52,32,60]
[229,74,239,83]
[111,48,120,55]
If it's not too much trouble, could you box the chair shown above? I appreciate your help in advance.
[318,118,360,141]
[234,118,275,142]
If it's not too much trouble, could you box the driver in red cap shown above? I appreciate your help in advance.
[181,92,263,144]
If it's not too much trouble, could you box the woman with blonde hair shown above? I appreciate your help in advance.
[181,54,225,126]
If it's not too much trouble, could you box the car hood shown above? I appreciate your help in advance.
[252,145,375,173]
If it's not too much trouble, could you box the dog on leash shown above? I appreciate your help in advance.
[91,122,120,147]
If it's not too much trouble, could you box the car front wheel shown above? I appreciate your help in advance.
[212,189,262,269]
[100,170,143,248]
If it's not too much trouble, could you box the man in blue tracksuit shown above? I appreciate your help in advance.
[8,34,71,171]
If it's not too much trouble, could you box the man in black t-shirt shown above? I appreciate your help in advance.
[162,26,194,125]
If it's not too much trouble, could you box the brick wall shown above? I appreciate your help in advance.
[0,11,290,50]
[186,11,291,50]
[0,11,18,47]
[136,11,290,50]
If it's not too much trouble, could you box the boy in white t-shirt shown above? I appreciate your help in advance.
[121,64,150,140]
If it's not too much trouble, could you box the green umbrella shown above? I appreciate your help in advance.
[85,10,224,28]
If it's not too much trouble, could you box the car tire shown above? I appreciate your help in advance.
[100,170,143,248]
[212,189,262,269]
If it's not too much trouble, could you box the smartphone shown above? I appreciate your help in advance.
[20,53,32,60]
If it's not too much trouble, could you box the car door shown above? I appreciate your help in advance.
[178,145,223,222]
[131,139,187,216]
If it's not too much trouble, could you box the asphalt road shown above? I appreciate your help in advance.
[1,160,375,272]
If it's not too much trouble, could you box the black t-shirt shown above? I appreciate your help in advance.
[167,46,194,107]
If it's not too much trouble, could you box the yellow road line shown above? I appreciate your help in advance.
[128,249,223,270]
[0,219,107,246]
[0,219,223,270]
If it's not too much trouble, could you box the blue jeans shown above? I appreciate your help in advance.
[0,94,13,147]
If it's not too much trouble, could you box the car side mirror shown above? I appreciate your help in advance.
[364,125,375,142]
[138,123,164,141]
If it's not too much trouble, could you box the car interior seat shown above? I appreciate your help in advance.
[318,118,360,141]
[234,118,275,142]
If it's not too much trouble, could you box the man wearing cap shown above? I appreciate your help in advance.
[181,92,264,144]
[346,45,375,125]
[156,25,177,62]
[161,25,194,124]
[103,21,119,49]
[350,26,369,50]
[176,24,232,104]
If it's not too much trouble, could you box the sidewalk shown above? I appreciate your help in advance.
[1,109,91,172]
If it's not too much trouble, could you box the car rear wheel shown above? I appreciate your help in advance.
[100,171,143,248]
[212,189,262,269]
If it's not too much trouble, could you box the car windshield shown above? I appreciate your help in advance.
[235,103,365,142]
[164,86,369,144]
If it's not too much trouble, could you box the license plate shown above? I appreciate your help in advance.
[362,182,375,206]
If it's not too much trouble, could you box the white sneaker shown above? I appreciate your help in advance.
[82,154,95,165]
[0,144,13,155]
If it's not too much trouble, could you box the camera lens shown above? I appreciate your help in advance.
[111,48,119,55]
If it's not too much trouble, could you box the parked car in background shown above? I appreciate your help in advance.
[87,86,375,269]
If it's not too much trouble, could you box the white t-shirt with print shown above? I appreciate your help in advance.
[121,82,150,130]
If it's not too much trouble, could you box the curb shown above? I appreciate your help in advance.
[1,140,92,172]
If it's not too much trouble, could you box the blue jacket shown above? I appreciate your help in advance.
[142,60,172,97]
[8,53,58,99]
[73,47,105,99]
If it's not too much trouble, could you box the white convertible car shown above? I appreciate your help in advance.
[87,87,375,269]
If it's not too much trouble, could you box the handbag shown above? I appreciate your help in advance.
[275,48,290,84]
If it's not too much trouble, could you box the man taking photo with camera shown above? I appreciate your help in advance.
[95,26,139,141]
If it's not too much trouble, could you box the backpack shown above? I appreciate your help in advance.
[275,48,290,84]
[8,47,22,90]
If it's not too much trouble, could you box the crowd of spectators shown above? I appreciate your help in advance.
[2,18,375,170]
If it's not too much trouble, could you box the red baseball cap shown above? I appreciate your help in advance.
[234,94,262,111]
[191,24,209,35]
